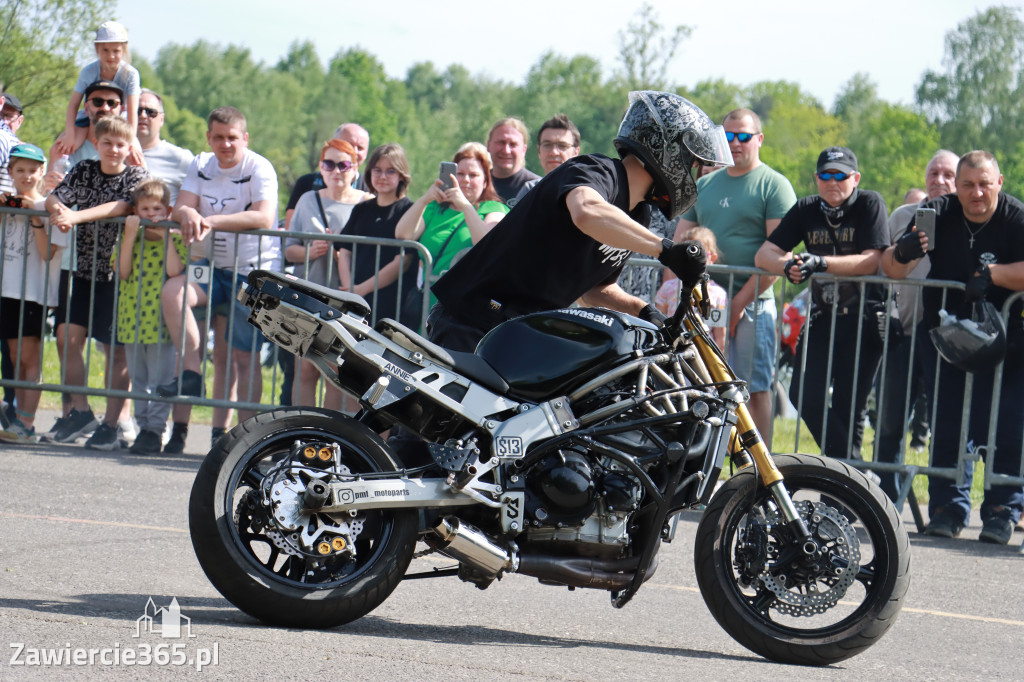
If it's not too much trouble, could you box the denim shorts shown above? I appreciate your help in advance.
[199,264,264,352]
[728,297,777,393]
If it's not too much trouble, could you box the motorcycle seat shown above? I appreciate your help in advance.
[247,270,372,318]
[375,318,510,395]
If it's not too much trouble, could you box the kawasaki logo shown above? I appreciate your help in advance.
[561,308,614,327]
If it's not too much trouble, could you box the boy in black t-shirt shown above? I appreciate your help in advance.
[46,115,149,449]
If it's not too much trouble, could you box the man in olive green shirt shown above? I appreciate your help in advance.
[675,108,797,440]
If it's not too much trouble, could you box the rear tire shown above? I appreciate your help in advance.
[694,453,910,665]
[189,407,417,628]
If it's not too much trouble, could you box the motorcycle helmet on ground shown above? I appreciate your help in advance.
[614,91,733,220]
[929,301,1007,373]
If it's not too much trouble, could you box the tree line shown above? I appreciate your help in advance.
[4,2,1023,215]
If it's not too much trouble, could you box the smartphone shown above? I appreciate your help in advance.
[915,207,936,252]
[438,161,458,190]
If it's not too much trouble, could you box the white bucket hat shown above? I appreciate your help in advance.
[95,21,128,43]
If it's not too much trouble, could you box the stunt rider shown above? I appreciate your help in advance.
[428,91,734,351]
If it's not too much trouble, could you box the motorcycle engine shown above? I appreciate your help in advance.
[523,448,641,558]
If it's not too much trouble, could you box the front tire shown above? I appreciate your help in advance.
[189,408,417,628]
[694,454,910,665]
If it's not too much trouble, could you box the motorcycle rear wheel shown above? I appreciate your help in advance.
[694,453,910,665]
[189,407,417,628]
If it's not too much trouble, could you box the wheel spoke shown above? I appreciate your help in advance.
[750,588,776,615]
[855,558,876,587]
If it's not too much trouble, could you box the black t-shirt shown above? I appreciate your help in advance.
[287,170,364,211]
[432,154,649,328]
[342,196,415,322]
[770,190,889,309]
[492,167,540,205]
[904,192,1024,328]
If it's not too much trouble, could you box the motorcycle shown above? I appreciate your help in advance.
[188,269,910,666]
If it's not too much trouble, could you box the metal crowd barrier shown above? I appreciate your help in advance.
[3,205,1022,528]
[0,205,432,416]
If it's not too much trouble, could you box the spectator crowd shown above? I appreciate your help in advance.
[0,21,1022,551]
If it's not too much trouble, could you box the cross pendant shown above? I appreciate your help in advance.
[969,235,975,248]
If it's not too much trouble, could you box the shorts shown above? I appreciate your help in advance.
[199,264,264,352]
[728,296,776,393]
[0,298,45,340]
[55,275,118,345]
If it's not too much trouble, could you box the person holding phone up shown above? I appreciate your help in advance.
[884,150,1024,546]
[395,142,509,309]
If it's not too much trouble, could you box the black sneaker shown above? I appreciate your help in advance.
[53,409,99,443]
[164,423,188,455]
[979,509,1015,545]
[85,422,119,450]
[129,429,162,455]
[156,370,205,398]
[924,508,965,538]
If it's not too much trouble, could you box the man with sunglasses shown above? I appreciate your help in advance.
[44,80,124,189]
[675,108,797,442]
[756,146,889,462]
[137,89,193,205]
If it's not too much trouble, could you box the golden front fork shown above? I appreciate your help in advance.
[685,316,783,487]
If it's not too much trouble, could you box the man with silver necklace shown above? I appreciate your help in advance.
[755,146,890,461]
[884,150,1024,546]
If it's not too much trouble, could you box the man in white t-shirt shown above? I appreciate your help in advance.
[137,89,193,205]
[158,106,279,444]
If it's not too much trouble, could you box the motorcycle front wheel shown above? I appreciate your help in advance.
[694,453,910,665]
[189,407,417,628]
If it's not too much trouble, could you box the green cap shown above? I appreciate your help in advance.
[9,143,46,164]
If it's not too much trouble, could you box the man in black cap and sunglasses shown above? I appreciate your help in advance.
[756,146,890,462]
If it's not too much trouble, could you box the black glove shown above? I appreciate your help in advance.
[783,252,827,284]
[638,304,667,327]
[893,230,926,264]
[658,239,706,290]
[965,264,992,302]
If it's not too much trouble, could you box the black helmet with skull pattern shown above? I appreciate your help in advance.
[614,91,732,219]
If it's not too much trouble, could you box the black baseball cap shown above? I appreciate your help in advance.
[817,146,858,174]
[84,79,124,100]
[2,93,22,113]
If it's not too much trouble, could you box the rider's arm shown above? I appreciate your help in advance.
[565,186,663,258]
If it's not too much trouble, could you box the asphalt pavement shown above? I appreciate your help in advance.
[1,426,1022,681]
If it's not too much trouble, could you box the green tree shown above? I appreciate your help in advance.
[0,0,115,148]
[615,3,692,90]
[916,6,1024,162]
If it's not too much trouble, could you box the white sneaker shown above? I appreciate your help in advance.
[117,417,138,448]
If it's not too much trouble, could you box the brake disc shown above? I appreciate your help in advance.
[759,500,861,617]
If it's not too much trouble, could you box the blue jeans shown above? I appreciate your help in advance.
[728,297,776,393]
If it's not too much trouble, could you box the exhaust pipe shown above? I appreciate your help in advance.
[427,517,517,578]
[427,516,658,591]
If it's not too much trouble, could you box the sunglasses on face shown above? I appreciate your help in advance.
[89,97,120,109]
[320,159,354,173]
[724,131,756,143]
[817,171,852,182]
[138,107,162,118]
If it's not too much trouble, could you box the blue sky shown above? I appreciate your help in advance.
[116,0,1017,109]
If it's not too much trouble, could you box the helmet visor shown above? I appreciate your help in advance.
[695,125,734,168]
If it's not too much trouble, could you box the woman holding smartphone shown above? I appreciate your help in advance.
[395,142,509,309]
